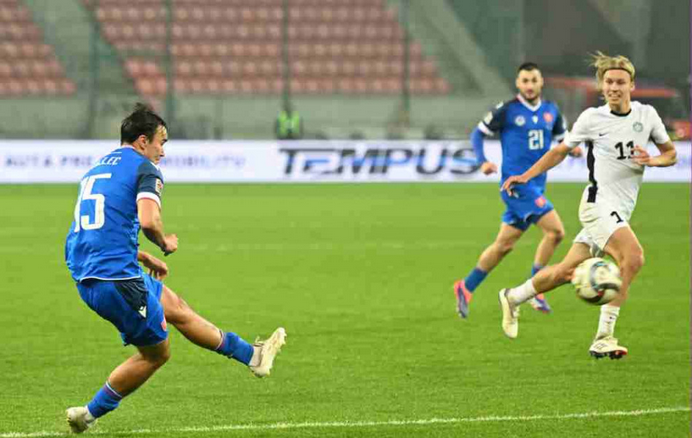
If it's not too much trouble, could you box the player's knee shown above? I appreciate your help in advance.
[166,293,194,324]
[622,250,645,274]
[149,347,171,369]
[139,345,171,370]
[551,228,565,245]
[157,348,171,367]
[495,241,515,257]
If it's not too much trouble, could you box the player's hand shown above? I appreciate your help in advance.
[501,175,528,197]
[480,161,498,175]
[633,145,651,166]
[146,257,169,280]
[568,146,584,158]
[162,233,178,256]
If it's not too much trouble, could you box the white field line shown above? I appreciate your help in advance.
[1,406,689,437]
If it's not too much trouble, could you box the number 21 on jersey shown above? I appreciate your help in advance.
[528,129,544,150]
[73,173,111,232]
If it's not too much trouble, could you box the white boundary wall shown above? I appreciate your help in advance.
[0,140,688,183]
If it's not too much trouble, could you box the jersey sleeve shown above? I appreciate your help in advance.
[552,110,568,142]
[563,109,593,148]
[648,106,671,144]
[136,160,164,208]
[477,102,507,136]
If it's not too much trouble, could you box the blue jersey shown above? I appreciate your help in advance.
[65,147,164,282]
[477,96,567,190]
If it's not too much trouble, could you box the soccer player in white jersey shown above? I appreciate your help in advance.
[498,52,677,358]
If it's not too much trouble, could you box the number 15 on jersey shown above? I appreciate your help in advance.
[73,173,111,232]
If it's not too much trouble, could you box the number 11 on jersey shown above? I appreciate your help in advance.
[73,173,112,232]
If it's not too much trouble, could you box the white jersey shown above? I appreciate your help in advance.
[563,101,670,218]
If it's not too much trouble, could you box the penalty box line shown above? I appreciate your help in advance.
[1,406,689,437]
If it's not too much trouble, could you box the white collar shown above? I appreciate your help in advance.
[517,94,542,112]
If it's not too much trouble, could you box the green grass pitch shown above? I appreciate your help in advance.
[0,183,689,437]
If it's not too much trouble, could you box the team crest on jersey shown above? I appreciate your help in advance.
[155,178,164,195]
[633,122,643,132]
[515,116,526,126]
[532,115,539,124]
[543,113,553,123]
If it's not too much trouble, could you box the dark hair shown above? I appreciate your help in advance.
[120,103,167,144]
[517,62,540,73]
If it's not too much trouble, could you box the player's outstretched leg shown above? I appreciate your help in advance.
[454,224,523,318]
[499,243,592,338]
[160,285,287,376]
[528,211,566,314]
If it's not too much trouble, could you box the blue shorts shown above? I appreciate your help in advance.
[500,185,554,231]
[77,274,168,347]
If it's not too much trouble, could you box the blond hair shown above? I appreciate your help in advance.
[590,51,635,89]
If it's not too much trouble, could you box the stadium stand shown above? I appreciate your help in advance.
[0,0,76,96]
[82,0,451,98]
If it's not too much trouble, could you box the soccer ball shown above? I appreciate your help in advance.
[571,258,622,305]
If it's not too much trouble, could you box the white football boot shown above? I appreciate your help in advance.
[250,327,287,377]
[499,289,519,339]
[589,336,628,359]
[66,406,96,434]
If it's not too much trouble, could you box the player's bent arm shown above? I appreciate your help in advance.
[137,198,174,254]
[470,127,489,164]
[137,250,170,279]
[523,143,571,180]
[651,141,677,167]
[137,250,153,263]
[634,141,677,167]
[501,143,570,193]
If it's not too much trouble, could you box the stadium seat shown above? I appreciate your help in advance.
[83,0,449,97]
[0,1,75,96]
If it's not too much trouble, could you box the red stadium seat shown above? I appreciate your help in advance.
[82,0,450,96]
[0,1,74,96]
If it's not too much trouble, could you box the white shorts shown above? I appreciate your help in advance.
[573,192,630,257]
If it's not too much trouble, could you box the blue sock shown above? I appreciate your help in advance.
[464,267,488,293]
[531,264,544,277]
[216,331,254,365]
[87,382,123,418]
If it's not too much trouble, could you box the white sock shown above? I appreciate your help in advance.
[249,346,262,367]
[507,279,537,306]
[596,304,620,339]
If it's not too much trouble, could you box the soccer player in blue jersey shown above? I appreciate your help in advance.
[453,62,582,318]
[64,104,286,433]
